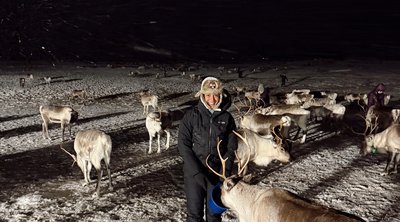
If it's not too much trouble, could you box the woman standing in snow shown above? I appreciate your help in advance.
[178,77,237,222]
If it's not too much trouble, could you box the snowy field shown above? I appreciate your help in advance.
[0,59,400,222]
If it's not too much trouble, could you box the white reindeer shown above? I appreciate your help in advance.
[240,113,291,136]
[139,91,158,115]
[44,76,51,84]
[258,104,310,143]
[73,129,113,197]
[233,129,290,175]
[344,93,368,105]
[145,111,173,154]
[39,105,79,141]
[206,137,363,222]
[361,123,400,174]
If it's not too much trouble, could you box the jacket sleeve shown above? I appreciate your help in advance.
[178,110,203,177]
[223,114,238,177]
[367,92,376,108]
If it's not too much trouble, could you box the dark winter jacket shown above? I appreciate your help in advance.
[178,89,237,180]
[367,83,386,108]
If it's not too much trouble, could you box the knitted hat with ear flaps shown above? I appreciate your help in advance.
[195,77,224,97]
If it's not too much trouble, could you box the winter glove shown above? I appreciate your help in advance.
[193,173,210,190]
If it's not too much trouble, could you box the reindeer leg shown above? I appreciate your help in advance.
[106,164,113,191]
[157,133,161,153]
[61,122,65,142]
[94,168,103,197]
[86,162,94,183]
[385,152,396,174]
[148,133,153,154]
[165,130,170,149]
[393,153,400,174]
[82,160,89,186]
[68,124,72,139]
[42,122,49,140]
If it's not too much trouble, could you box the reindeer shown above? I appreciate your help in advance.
[44,76,51,84]
[291,89,311,95]
[39,105,79,141]
[365,105,399,134]
[320,92,338,101]
[139,91,158,115]
[284,93,314,105]
[70,129,113,197]
[232,86,247,95]
[145,111,173,154]
[258,104,310,144]
[244,84,264,107]
[284,89,313,105]
[240,113,291,147]
[233,129,290,175]
[240,113,291,136]
[189,73,196,82]
[206,136,364,222]
[344,93,368,105]
[360,118,400,174]
[69,89,87,102]
[244,91,261,107]
[301,97,336,109]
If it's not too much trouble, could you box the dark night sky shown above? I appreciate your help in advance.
[1,0,400,63]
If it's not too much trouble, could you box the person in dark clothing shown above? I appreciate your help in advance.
[178,76,238,222]
[280,74,288,86]
[367,83,386,109]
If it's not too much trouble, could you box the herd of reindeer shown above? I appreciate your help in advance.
[34,73,400,222]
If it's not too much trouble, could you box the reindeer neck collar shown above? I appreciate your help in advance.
[371,146,378,154]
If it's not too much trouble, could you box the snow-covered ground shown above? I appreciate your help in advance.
[0,59,400,222]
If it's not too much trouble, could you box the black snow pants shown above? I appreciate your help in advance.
[184,173,222,222]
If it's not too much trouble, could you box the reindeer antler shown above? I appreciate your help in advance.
[233,130,251,176]
[60,143,77,167]
[206,140,228,180]
[271,124,284,147]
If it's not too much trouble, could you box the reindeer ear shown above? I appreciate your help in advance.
[242,173,253,183]
[224,177,241,191]
[224,179,235,191]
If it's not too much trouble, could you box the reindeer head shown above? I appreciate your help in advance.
[205,131,253,207]
[358,112,379,156]
[361,135,377,156]
[70,110,79,124]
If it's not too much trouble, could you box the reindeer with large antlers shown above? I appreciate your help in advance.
[207,134,365,222]
[357,111,400,174]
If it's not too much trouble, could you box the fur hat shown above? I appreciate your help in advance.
[195,77,224,97]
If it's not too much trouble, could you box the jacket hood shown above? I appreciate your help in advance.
[198,88,232,113]
[374,83,385,92]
